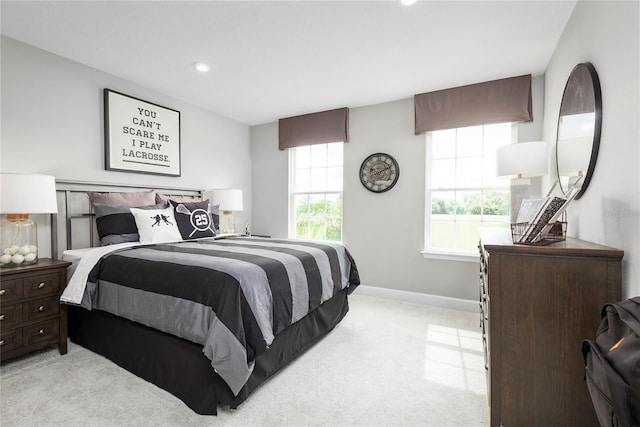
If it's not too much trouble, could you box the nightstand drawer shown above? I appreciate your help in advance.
[0,279,21,304]
[23,273,60,298]
[0,304,22,328]
[0,327,22,352]
[23,296,60,322]
[23,318,59,346]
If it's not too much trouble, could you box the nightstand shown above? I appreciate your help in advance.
[0,258,72,362]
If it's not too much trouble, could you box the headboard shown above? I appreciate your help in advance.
[52,180,204,258]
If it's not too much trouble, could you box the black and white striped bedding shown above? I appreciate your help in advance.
[62,237,359,395]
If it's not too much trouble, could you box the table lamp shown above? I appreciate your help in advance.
[209,189,243,234]
[0,173,58,268]
[496,141,549,183]
[496,141,549,222]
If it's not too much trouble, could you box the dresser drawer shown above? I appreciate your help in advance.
[23,273,60,298]
[23,296,60,322]
[0,278,22,304]
[0,303,22,328]
[23,318,59,346]
[0,327,22,353]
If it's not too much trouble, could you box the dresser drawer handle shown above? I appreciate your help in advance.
[0,289,5,296]
[38,282,46,289]
[0,339,4,346]
[38,305,45,312]
[39,329,45,335]
[0,314,4,321]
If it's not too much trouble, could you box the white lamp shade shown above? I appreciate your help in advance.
[209,189,243,211]
[0,173,58,214]
[496,141,549,178]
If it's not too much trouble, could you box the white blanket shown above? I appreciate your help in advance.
[60,242,140,305]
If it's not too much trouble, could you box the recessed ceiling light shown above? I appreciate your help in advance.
[193,62,211,73]
[400,0,418,5]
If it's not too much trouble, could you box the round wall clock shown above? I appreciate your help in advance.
[359,153,400,193]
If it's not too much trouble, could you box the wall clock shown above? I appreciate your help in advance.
[359,153,400,193]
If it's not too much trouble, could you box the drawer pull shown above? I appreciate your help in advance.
[0,339,4,346]
[0,289,5,296]
[0,314,4,321]
[39,329,45,335]
[38,305,45,312]
[38,282,46,289]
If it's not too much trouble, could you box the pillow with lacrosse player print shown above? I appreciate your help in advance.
[169,199,216,240]
[130,205,183,244]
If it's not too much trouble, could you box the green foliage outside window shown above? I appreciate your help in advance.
[295,196,342,241]
[431,191,509,216]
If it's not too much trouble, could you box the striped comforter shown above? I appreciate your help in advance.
[61,237,360,395]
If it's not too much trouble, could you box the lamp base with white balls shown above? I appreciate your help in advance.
[0,214,39,268]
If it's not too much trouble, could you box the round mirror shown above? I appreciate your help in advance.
[556,62,602,199]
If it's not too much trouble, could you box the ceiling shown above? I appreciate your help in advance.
[1,1,576,126]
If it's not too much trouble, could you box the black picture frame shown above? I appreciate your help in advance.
[104,89,181,177]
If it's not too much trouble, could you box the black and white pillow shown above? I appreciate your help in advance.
[94,203,167,245]
[130,205,182,244]
[170,199,216,240]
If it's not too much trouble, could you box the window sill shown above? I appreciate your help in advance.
[421,250,478,263]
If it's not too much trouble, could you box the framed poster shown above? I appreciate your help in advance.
[104,89,181,176]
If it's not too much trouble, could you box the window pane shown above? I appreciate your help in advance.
[431,159,455,189]
[296,218,310,239]
[327,142,343,166]
[483,190,510,217]
[483,122,512,154]
[295,168,311,192]
[431,219,455,250]
[431,129,456,159]
[326,194,342,218]
[295,194,310,217]
[482,153,502,187]
[296,146,311,168]
[327,166,343,191]
[456,191,482,215]
[457,126,483,157]
[326,193,342,241]
[310,168,326,192]
[456,220,482,251]
[310,144,327,167]
[431,191,455,214]
[456,157,483,188]
[308,194,326,240]
[327,218,342,241]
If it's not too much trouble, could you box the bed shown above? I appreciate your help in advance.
[54,181,360,415]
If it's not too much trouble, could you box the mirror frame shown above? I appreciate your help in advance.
[555,62,602,199]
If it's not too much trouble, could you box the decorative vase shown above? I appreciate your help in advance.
[0,214,38,268]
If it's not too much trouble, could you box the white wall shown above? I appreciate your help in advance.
[251,77,545,301]
[543,1,640,298]
[1,37,252,257]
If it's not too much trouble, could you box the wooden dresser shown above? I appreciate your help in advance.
[479,229,623,427]
[0,258,71,362]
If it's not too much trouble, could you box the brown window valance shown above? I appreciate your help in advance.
[414,74,532,134]
[278,107,349,150]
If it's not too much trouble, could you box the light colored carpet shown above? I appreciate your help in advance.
[1,293,489,426]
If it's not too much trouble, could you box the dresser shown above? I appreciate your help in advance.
[0,258,71,362]
[479,229,623,427]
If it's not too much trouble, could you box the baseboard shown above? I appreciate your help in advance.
[354,285,479,313]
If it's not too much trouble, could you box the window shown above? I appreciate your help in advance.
[425,123,513,256]
[289,142,343,241]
